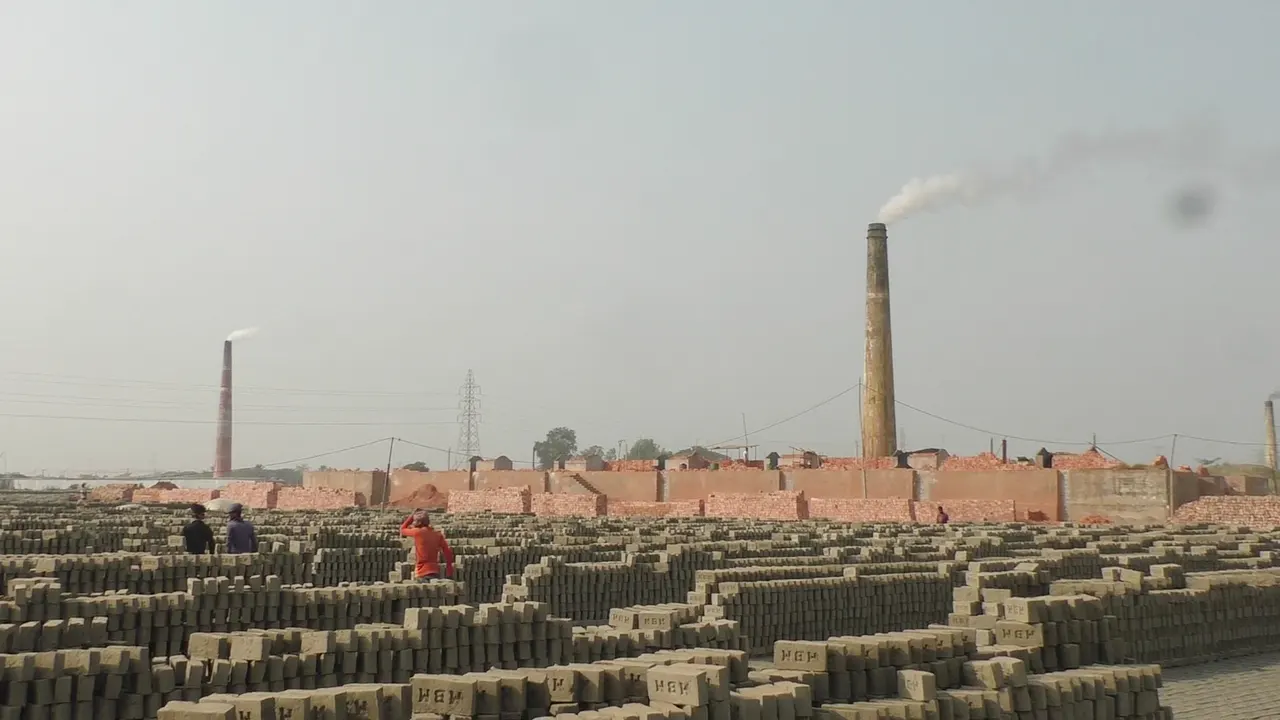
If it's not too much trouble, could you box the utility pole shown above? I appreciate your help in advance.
[455,370,482,464]
[382,437,396,507]
[856,383,864,457]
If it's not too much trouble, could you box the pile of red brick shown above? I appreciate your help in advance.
[808,498,913,522]
[131,488,219,504]
[446,487,532,514]
[706,490,808,520]
[531,493,606,517]
[941,452,1038,471]
[916,499,1017,523]
[604,459,657,472]
[1051,448,1122,470]
[1173,496,1280,526]
[275,486,361,511]
[88,483,139,503]
[820,456,899,470]
[606,500,705,517]
[219,481,280,509]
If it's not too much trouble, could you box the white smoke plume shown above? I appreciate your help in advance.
[226,327,260,342]
[875,122,1259,225]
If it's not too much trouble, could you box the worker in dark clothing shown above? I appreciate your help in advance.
[936,505,950,525]
[225,503,258,554]
[182,504,216,555]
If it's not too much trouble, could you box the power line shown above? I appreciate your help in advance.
[1174,433,1269,447]
[0,370,457,397]
[0,412,459,426]
[702,380,1254,454]
[258,438,393,468]
[394,437,453,455]
[891,396,1175,447]
[893,396,1270,448]
[395,436,538,465]
[706,383,861,447]
[0,391,458,413]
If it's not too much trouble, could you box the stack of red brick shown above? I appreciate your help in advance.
[820,457,900,470]
[88,483,139,503]
[276,486,361,510]
[916,499,1017,523]
[808,498,914,522]
[532,493,606,518]
[447,487,531,514]
[607,500,705,518]
[941,452,1038,471]
[605,459,658,471]
[706,490,808,520]
[1050,448,1122,470]
[219,481,280,509]
[131,488,220,504]
[1173,496,1280,526]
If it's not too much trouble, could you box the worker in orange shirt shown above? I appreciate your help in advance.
[400,509,455,581]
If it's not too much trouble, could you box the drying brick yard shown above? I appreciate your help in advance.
[11,493,1280,720]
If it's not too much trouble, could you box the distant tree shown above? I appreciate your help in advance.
[604,447,618,462]
[581,445,606,459]
[402,461,430,472]
[534,427,578,470]
[627,438,666,461]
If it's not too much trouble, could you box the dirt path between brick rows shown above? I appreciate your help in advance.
[751,652,1280,719]
[1158,652,1280,719]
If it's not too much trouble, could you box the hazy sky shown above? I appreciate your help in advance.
[2,1,1279,475]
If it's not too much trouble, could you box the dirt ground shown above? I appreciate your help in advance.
[1158,651,1280,720]
[749,652,1280,719]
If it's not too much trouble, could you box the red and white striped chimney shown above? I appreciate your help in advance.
[213,340,233,477]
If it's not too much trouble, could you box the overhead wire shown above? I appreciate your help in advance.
[394,436,539,465]
[705,383,861,447]
[0,390,459,413]
[0,370,457,397]
[0,412,458,426]
[703,380,1257,454]
[1172,433,1268,447]
[258,438,393,468]
[891,396,1176,447]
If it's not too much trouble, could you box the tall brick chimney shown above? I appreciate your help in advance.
[861,222,898,458]
[1266,400,1276,472]
[213,340,233,478]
